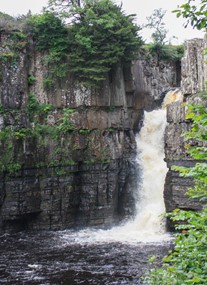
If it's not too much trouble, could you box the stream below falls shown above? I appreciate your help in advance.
[0,231,172,285]
[0,99,182,285]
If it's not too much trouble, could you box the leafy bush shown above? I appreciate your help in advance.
[26,1,143,87]
[67,0,142,86]
[146,207,207,285]
[28,12,69,88]
[28,92,53,121]
[0,28,28,64]
[145,43,184,61]
[145,8,168,46]
[27,74,36,85]
[174,0,207,30]
[29,12,68,52]
[30,0,142,87]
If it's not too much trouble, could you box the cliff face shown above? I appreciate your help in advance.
[132,51,180,111]
[0,29,180,232]
[164,38,207,219]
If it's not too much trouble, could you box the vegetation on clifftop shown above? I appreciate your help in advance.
[27,0,143,87]
[0,0,142,87]
[28,12,70,88]
[144,43,184,61]
[0,1,185,86]
[65,0,142,86]
[144,8,184,61]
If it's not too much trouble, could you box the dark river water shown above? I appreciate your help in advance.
[0,229,172,285]
[0,107,173,284]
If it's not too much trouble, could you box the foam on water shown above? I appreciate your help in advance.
[58,105,175,245]
[58,90,184,245]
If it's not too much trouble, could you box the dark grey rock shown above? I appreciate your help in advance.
[164,38,206,226]
[0,29,182,233]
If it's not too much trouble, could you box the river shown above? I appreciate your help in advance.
[0,106,174,285]
[0,230,172,285]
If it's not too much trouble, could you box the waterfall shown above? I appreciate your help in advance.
[94,108,170,243]
[132,109,168,235]
[59,108,172,244]
[58,90,183,244]
[131,89,183,237]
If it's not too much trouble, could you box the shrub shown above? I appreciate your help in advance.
[67,0,143,86]
[145,43,184,61]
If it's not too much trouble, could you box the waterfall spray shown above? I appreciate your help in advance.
[59,90,183,244]
[133,109,168,235]
[58,108,170,243]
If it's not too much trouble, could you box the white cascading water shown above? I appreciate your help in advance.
[59,90,183,244]
[132,108,168,235]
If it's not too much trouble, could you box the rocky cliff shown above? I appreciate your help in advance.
[164,38,207,225]
[0,29,180,232]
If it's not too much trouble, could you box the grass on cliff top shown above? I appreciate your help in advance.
[144,43,184,61]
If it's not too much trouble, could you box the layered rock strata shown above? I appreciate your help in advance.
[0,29,180,232]
[164,38,207,221]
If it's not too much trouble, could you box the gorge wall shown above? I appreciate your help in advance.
[0,28,181,232]
[164,38,207,222]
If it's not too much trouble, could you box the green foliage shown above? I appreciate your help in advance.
[43,78,54,89]
[79,128,91,134]
[0,52,16,63]
[146,207,207,285]
[28,92,53,121]
[0,11,33,32]
[29,12,69,88]
[144,8,184,61]
[0,126,22,174]
[0,91,111,174]
[56,108,76,135]
[184,94,207,145]
[11,31,27,41]
[67,0,142,86]
[0,29,27,65]
[172,92,207,201]
[47,158,76,167]
[0,105,5,114]
[106,127,115,133]
[83,159,96,164]
[6,163,21,174]
[55,169,67,176]
[48,0,82,16]
[145,8,168,45]
[146,93,207,284]
[0,94,78,173]
[27,74,36,86]
[145,44,184,61]
[29,12,68,52]
[173,0,207,30]
[27,1,142,87]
